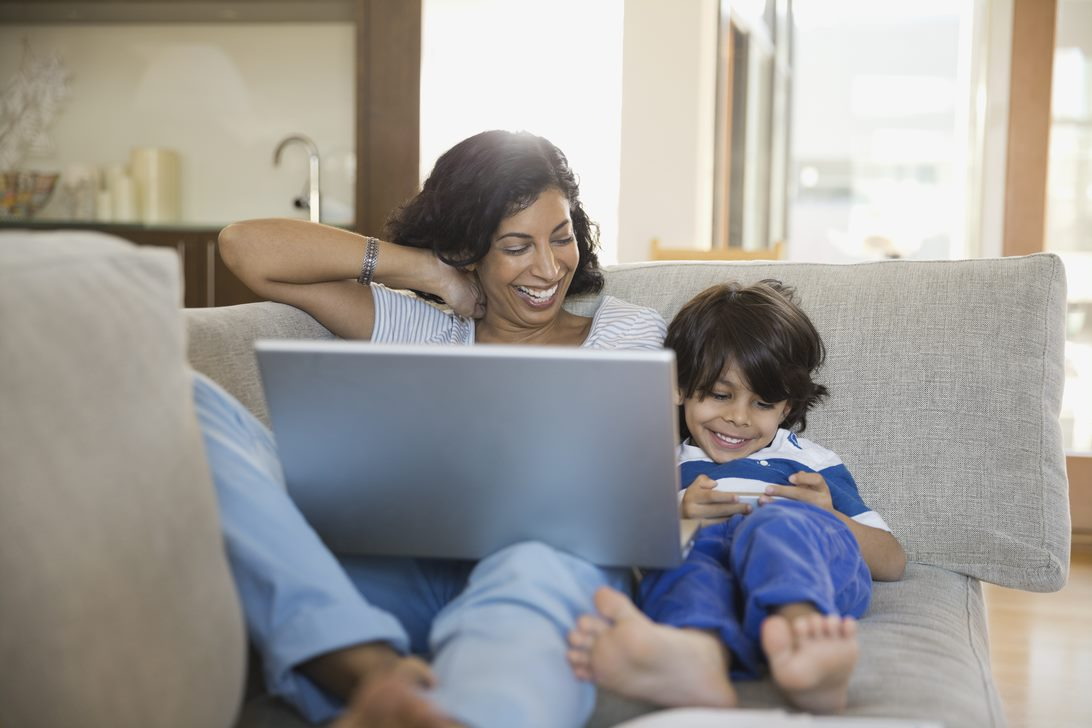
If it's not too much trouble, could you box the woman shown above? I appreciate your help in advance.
[201,130,667,727]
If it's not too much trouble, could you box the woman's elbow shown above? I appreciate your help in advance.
[217,222,247,273]
[218,221,272,285]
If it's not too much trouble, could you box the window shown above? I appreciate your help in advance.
[1047,0,1092,453]
[788,0,979,262]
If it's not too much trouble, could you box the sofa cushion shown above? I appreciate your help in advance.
[179,255,1054,728]
[226,565,1003,728]
[186,255,1069,591]
[841,564,1002,726]
[187,301,335,426]
[586,563,1002,728]
[0,231,246,728]
[569,255,1070,591]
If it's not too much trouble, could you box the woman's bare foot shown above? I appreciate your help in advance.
[332,675,461,728]
[761,612,858,713]
[566,586,737,709]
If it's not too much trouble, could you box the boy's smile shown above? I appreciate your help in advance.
[683,363,791,463]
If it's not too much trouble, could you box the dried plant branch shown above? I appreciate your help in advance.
[0,38,71,170]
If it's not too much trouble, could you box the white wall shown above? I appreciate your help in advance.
[421,0,719,265]
[976,0,1013,259]
[616,0,718,263]
[0,23,356,225]
[1,5,717,263]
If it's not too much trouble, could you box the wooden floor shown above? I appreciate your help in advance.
[982,546,1092,728]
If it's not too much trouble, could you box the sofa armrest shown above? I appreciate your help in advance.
[0,231,245,727]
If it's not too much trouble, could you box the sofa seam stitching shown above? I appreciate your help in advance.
[1035,255,1062,585]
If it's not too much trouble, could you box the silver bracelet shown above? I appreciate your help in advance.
[357,236,379,286]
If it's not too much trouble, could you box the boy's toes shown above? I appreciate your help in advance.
[578,613,610,638]
[593,586,643,622]
[567,648,593,680]
[761,614,794,660]
[794,614,819,641]
[568,624,591,650]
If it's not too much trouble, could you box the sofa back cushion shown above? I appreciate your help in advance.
[184,254,1069,591]
[187,301,335,425]
[569,255,1070,591]
[0,232,245,728]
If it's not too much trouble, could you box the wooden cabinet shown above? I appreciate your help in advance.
[120,226,263,308]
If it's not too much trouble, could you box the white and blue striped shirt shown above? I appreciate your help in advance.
[370,284,667,350]
[677,431,891,532]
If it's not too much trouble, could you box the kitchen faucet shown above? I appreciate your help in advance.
[273,134,321,223]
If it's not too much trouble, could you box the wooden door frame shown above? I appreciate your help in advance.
[711,9,735,252]
[1002,0,1056,257]
[354,0,421,236]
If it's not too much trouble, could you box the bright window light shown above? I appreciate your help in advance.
[420,0,624,262]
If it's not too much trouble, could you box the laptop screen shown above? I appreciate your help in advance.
[255,340,684,568]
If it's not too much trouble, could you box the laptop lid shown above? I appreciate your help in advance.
[254,339,685,568]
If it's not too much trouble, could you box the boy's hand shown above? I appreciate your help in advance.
[680,475,753,519]
[759,472,834,512]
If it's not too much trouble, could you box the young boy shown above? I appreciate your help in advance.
[567,281,906,714]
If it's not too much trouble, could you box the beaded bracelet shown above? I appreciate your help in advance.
[357,236,379,286]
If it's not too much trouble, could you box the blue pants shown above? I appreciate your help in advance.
[637,500,872,679]
[192,371,626,727]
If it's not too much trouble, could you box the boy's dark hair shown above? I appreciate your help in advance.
[665,280,829,435]
[385,129,604,299]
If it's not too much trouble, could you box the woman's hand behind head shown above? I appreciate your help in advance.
[438,263,486,319]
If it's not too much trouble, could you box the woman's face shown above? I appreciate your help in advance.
[473,187,580,329]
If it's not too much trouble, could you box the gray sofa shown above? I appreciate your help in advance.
[1,230,1071,728]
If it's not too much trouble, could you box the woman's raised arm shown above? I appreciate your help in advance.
[218,219,477,340]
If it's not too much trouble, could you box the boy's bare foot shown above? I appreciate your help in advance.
[566,586,736,709]
[761,612,858,714]
[332,675,461,728]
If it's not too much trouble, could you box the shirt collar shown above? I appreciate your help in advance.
[676,439,709,463]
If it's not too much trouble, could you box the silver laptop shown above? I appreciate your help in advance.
[255,339,691,568]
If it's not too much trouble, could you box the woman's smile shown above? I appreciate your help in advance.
[514,282,561,308]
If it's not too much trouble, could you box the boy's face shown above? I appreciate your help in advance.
[681,363,790,463]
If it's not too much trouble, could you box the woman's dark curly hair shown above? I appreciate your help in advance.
[385,129,604,298]
[665,280,829,436]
